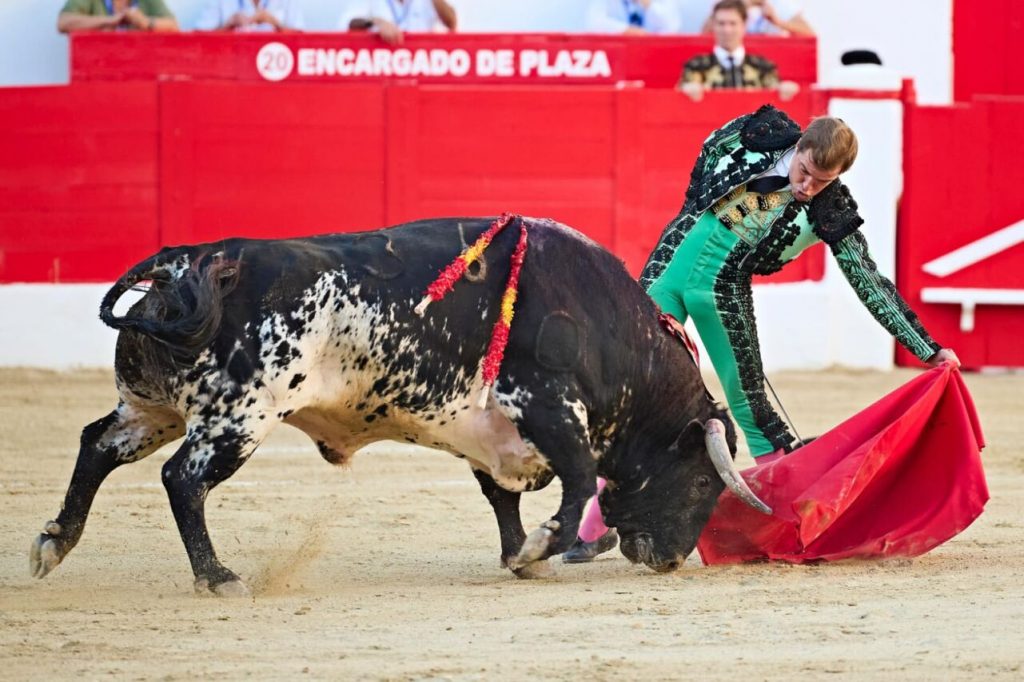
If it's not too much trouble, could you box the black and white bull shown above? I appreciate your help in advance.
[30,216,769,595]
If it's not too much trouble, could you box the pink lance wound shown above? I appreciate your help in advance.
[414,213,517,317]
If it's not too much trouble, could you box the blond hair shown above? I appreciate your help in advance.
[797,117,858,173]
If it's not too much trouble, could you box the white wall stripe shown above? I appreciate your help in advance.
[922,220,1024,277]
[920,287,1024,332]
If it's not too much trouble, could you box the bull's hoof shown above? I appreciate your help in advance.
[508,524,556,570]
[214,580,252,598]
[194,576,251,598]
[512,559,554,580]
[29,522,66,579]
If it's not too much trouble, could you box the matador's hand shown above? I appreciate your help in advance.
[928,348,961,369]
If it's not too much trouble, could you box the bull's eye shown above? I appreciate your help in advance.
[695,474,712,489]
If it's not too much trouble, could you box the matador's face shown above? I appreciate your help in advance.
[789,149,842,202]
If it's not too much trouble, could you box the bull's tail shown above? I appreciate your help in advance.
[99,245,242,357]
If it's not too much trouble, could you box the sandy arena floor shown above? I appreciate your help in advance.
[1,367,1022,680]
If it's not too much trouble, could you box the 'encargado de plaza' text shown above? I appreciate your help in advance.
[294,47,613,79]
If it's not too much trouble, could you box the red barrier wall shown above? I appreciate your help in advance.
[0,83,161,282]
[897,96,1024,368]
[159,81,389,244]
[0,82,822,284]
[954,0,1024,101]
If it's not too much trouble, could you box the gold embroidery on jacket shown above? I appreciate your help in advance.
[712,185,793,246]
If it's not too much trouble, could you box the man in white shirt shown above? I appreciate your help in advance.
[585,0,681,35]
[341,0,457,46]
[195,0,304,33]
[675,0,716,33]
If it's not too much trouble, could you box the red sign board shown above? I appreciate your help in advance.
[257,40,620,83]
[70,32,816,89]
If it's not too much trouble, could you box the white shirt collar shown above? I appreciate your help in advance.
[713,45,746,69]
[757,147,797,184]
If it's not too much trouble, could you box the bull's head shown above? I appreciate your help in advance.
[600,412,770,572]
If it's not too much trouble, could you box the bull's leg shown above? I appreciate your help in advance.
[506,413,597,571]
[472,469,526,562]
[471,468,553,579]
[161,418,269,597]
[31,403,185,579]
[510,464,595,570]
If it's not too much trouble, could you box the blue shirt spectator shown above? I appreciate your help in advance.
[195,0,304,32]
[340,0,457,45]
[741,0,815,36]
[585,0,682,35]
[675,0,715,33]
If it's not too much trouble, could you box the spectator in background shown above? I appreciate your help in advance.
[742,0,814,36]
[699,0,815,36]
[585,0,681,35]
[195,0,304,32]
[676,0,717,33]
[57,0,179,33]
[342,1,457,46]
[678,0,799,101]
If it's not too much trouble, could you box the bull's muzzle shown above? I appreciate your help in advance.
[619,533,681,573]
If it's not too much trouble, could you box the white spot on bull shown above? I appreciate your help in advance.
[185,441,216,475]
[564,398,589,431]
[493,385,533,421]
[153,253,192,282]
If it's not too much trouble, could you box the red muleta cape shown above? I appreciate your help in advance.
[697,363,988,564]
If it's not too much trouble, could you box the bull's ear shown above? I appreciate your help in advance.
[671,419,706,457]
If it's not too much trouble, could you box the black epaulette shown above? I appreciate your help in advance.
[809,180,864,245]
[740,104,801,152]
[745,54,778,72]
[684,53,716,70]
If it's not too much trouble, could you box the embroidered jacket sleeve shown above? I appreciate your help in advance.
[810,182,940,361]
[829,230,941,361]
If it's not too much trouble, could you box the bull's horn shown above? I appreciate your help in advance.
[704,419,772,515]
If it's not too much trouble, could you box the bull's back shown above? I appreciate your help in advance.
[238,216,660,404]
[114,217,662,410]
[156,216,645,325]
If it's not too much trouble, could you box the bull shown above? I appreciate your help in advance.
[30,216,769,595]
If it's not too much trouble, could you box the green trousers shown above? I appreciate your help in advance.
[646,211,793,456]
